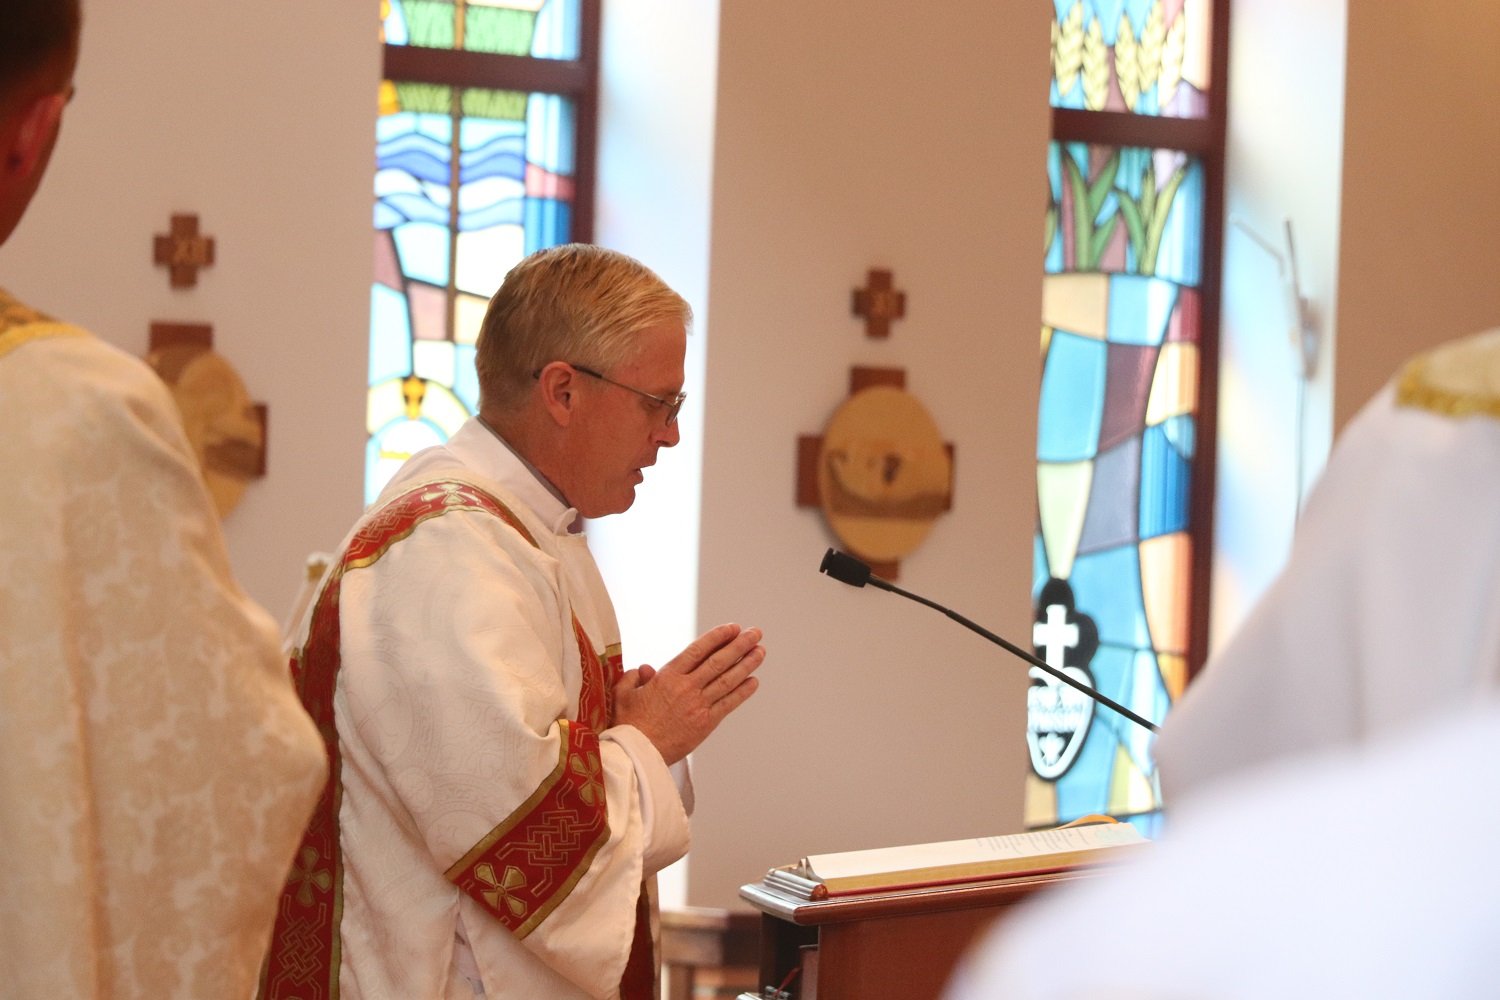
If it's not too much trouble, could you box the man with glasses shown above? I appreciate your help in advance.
[1,2,325,997]
[263,243,765,1000]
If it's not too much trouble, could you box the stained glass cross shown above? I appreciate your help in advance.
[1032,603,1080,667]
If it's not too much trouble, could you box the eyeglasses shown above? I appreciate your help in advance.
[536,363,687,425]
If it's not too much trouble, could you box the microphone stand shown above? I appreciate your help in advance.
[820,549,1158,734]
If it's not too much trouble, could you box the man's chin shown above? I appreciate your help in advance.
[581,487,637,519]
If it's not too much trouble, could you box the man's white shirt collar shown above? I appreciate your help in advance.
[445,418,583,535]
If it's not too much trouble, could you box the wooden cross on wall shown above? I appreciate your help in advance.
[851,268,906,339]
[153,213,216,288]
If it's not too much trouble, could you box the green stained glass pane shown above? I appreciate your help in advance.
[465,6,536,55]
[462,87,528,121]
[400,0,458,49]
[393,82,453,115]
[1049,0,1211,118]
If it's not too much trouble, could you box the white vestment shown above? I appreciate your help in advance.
[944,699,1500,1000]
[1155,327,1500,801]
[265,418,691,1000]
[0,290,327,998]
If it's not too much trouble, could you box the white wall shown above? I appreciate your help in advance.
[1211,0,1346,653]
[0,2,376,622]
[688,0,1052,908]
[591,0,721,911]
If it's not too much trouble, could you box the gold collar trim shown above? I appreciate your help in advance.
[1394,329,1500,421]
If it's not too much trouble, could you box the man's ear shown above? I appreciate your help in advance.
[535,360,579,427]
[5,93,66,179]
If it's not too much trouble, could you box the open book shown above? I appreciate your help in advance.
[764,817,1147,900]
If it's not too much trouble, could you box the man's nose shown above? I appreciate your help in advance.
[657,418,681,448]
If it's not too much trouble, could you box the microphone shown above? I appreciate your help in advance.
[819,548,1158,734]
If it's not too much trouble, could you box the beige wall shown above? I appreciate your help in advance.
[688,0,1051,907]
[1335,2,1500,429]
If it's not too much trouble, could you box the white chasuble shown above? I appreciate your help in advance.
[1155,327,1500,802]
[0,290,327,998]
[262,419,689,1000]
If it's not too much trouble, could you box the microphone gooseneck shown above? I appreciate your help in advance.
[818,548,1159,734]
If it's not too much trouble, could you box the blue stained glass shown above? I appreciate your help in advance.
[527,94,575,174]
[1150,165,1205,286]
[393,222,451,285]
[1053,715,1114,817]
[384,1,411,44]
[374,202,405,230]
[1106,275,1178,346]
[370,285,413,383]
[1124,648,1168,758]
[463,199,526,231]
[1077,436,1141,554]
[375,167,422,200]
[533,0,581,59]
[1033,533,1051,593]
[1086,644,1137,722]
[384,193,451,227]
[381,145,452,187]
[1162,410,1195,451]
[453,345,480,410]
[1139,419,1192,538]
[1038,331,1107,463]
[1069,545,1151,649]
[525,199,570,255]
[461,135,526,184]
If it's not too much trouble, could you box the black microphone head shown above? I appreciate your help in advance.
[819,548,872,588]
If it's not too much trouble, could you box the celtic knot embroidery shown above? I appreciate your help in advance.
[474,863,529,918]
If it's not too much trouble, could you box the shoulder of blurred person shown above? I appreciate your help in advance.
[1154,326,1500,803]
[947,697,1500,1000]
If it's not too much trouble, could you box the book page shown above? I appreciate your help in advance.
[804,822,1143,881]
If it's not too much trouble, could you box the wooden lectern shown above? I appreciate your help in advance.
[737,869,1090,999]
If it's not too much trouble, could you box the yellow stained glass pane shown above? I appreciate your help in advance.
[1145,340,1199,425]
[1042,272,1111,338]
[1139,531,1190,655]
[1038,460,1093,581]
[1025,773,1059,827]
[1107,743,1159,815]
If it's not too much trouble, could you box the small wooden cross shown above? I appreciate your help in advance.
[153,213,216,288]
[851,268,906,339]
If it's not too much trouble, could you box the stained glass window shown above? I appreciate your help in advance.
[383,0,582,59]
[368,0,595,504]
[1029,0,1224,835]
[1049,0,1212,118]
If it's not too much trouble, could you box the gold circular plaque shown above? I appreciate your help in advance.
[816,385,951,563]
[148,343,264,518]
